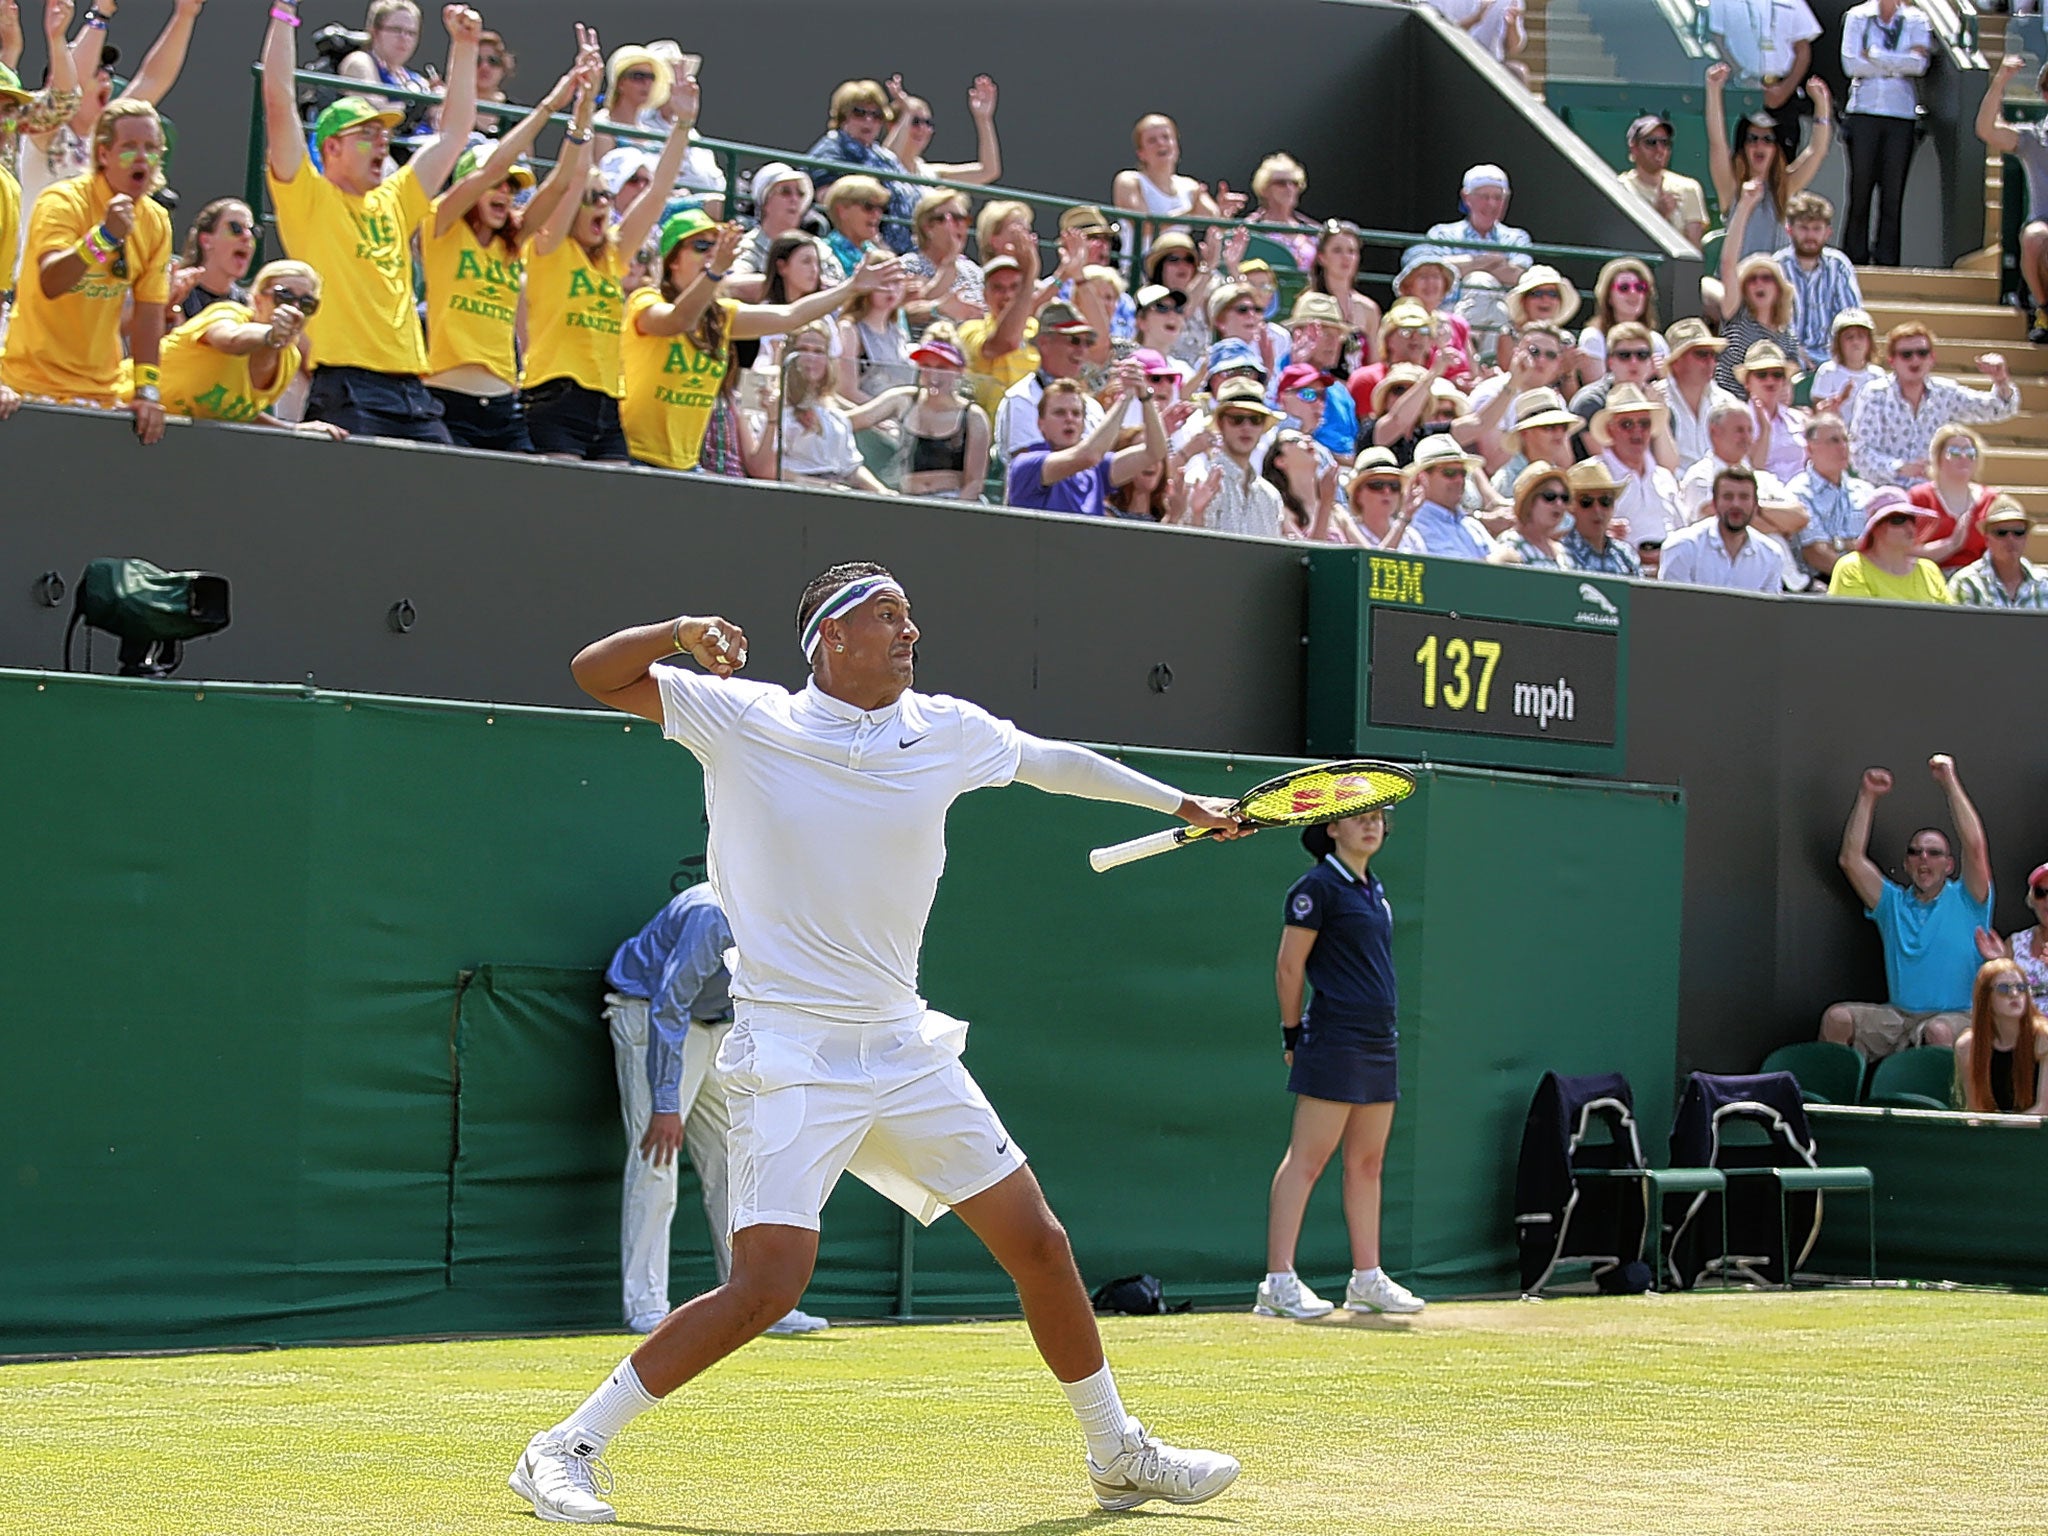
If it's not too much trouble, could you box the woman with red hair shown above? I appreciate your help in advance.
[1954,959,2048,1115]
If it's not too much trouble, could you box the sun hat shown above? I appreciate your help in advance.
[1379,299,1435,342]
[1346,446,1402,493]
[1410,433,1481,474]
[313,96,405,151]
[1504,387,1582,449]
[1208,282,1259,326]
[606,44,673,110]
[1627,113,1674,144]
[454,143,537,189]
[1035,300,1096,337]
[1512,460,1572,522]
[1059,204,1114,235]
[658,207,718,259]
[750,162,814,206]
[1566,458,1624,496]
[981,254,1021,278]
[909,336,966,369]
[1665,316,1728,357]
[1589,382,1668,445]
[1212,377,1282,422]
[1982,495,2031,530]
[1856,487,1939,551]
[1506,264,1582,327]
[1130,347,1177,377]
[1370,363,1428,416]
[0,62,32,105]
[1276,362,1331,396]
[1143,232,1198,283]
[1134,284,1187,312]
[1831,306,1876,337]
[1287,291,1355,332]
[1395,252,1459,296]
[1733,339,1794,380]
[599,146,656,197]
[1206,337,1266,377]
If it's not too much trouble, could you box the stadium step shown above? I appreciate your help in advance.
[1855,267,1999,305]
[1862,301,2027,345]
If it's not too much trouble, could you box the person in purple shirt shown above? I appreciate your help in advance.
[1006,362,1167,515]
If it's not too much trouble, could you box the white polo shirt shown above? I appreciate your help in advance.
[657,669,1022,1024]
[1657,517,1785,592]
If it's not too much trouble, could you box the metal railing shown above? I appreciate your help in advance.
[246,64,1667,306]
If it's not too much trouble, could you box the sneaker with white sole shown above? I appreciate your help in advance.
[509,1431,617,1524]
[1345,1271,1425,1315]
[1252,1275,1335,1320]
[1088,1424,1241,1511]
[763,1307,830,1335]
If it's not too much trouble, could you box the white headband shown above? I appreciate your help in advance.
[800,574,904,661]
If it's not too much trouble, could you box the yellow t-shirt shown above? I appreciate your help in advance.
[1828,554,1955,604]
[0,171,172,402]
[267,161,429,375]
[422,207,524,385]
[521,233,626,397]
[621,289,732,472]
[959,313,1038,418]
[0,164,20,297]
[142,300,307,420]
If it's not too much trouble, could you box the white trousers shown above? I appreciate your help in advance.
[605,994,733,1327]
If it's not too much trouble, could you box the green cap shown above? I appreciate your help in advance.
[0,62,31,106]
[453,143,536,190]
[658,208,717,259]
[313,96,405,151]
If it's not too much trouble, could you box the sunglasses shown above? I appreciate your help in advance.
[621,70,656,85]
[1893,345,1932,360]
[686,237,718,255]
[1744,132,1777,147]
[1612,278,1649,294]
[846,104,884,121]
[1907,845,1949,858]
[1426,465,1468,478]
[1882,513,1916,528]
[910,114,934,129]
[1218,410,1267,427]
[852,201,887,215]
[1577,493,1616,508]
[934,209,968,224]
[1612,415,1653,430]
[1638,135,1672,149]
[114,145,166,165]
[1534,488,1570,504]
[1358,478,1401,494]
[267,286,320,315]
[2032,885,2048,900]
[1526,289,1561,303]
[1994,982,2030,997]
[217,218,252,238]
[1610,347,1652,362]
[1525,346,1561,362]
[582,189,614,206]
[1990,527,2030,540]
[1227,302,1261,317]
[1750,370,1787,382]
[1943,443,1979,457]
[482,52,507,68]
[1293,387,1324,402]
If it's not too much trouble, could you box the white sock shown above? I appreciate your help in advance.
[1060,1363,1139,1464]
[1264,1270,1297,1291]
[1352,1266,1385,1285]
[551,1357,659,1455]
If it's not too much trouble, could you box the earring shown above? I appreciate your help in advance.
[834,644,845,652]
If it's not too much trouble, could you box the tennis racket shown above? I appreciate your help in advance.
[1088,759,1417,873]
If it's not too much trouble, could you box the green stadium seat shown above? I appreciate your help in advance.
[1865,1047,1956,1112]
[1760,1041,1864,1106]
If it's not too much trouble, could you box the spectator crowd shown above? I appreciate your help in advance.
[0,0,2039,606]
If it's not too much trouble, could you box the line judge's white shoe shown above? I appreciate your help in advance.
[1088,1424,1241,1511]
[1345,1271,1426,1315]
[509,1431,617,1523]
[763,1307,830,1335]
[1252,1275,1336,1320]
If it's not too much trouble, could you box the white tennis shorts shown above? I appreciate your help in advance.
[718,1003,1027,1233]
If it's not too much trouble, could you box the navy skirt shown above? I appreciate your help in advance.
[1288,1010,1399,1105]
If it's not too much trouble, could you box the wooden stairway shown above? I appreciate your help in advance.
[1856,265,2048,564]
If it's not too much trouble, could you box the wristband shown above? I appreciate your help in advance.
[79,230,112,266]
[83,10,109,28]
[1283,1025,1301,1052]
[270,6,302,25]
[704,268,729,281]
[98,223,123,249]
[670,616,688,655]
[564,127,592,145]
[135,364,160,388]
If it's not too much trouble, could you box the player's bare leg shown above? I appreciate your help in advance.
[952,1166,1239,1511]
[509,1225,818,1523]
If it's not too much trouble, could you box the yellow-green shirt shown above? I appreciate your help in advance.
[143,300,306,420]
[621,289,732,471]
[423,207,524,385]
[267,162,429,375]
[521,233,626,396]
[0,171,172,402]
[1828,554,1955,604]
[0,163,19,297]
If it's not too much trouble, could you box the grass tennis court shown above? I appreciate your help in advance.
[5,1291,2038,1535]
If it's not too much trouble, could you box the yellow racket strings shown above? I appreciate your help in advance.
[1241,766,1414,827]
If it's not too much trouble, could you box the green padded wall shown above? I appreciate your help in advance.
[1,671,1682,1352]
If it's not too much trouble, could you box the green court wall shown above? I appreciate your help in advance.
[0,671,1682,1353]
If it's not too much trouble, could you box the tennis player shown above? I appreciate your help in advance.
[512,562,1245,1523]
[1255,812,1426,1320]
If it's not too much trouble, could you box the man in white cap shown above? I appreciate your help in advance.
[1948,497,2048,608]
[729,162,823,281]
[1401,435,1501,560]
[1618,114,1706,247]
[1415,164,1532,285]
[1659,463,1787,591]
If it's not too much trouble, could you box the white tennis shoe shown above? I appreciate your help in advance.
[509,1431,617,1523]
[1345,1271,1426,1315]
[1252,1275,1335,1320]
[1088,1424,1241,1511]
[764,1307,830,1335]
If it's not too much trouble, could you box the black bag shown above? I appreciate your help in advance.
[64,558,231,678]
[1090,1274,1191,1316]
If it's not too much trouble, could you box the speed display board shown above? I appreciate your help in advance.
[1305,551,1630,775]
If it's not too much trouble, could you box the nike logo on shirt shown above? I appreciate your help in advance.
[899,734,929,749]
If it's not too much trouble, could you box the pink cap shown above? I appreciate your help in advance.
[1130,347,1173,376]
[909,337,965,369]
[1856,487,1938,551]
[1276,362,1330,396]
[2029,863,2048,892]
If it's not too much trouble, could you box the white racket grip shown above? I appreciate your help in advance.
[1088,826,1195,873]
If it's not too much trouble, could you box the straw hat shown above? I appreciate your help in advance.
[1504,387,1583,451]
[1589,382,1668,446]
[1370,364,1428,416]
[1511,461,1572,523]
[1506,264,1582,328]
[605,44,674,110]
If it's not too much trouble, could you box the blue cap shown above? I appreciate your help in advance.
[1206,337,1264,377]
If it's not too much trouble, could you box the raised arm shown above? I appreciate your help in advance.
[981,238,1039,362]
[1037,373,1133,486]
[1704,61,1736,209]
[39,0,76,100]
[730,248,905,341]
[921,75,1001,184]
[261,0,306,181]
[615,73,700,263]
[435,59,582,234]
[1719,180,1761,319]
[635,223,742,337]
[121,0,203,106]
[569,615,747,724]
[1979,57,2025,156]
[1785,78,1833,197]
[1107,381,1168,488]
[405,5,482,197]
[1931,754,1992,905]
[1838,767,1891,912]
[529,63,599,258]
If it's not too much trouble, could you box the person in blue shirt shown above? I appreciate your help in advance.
[1821,754,1994,1059]
[1255,810,1426,1323]
[604,884,828,1335]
